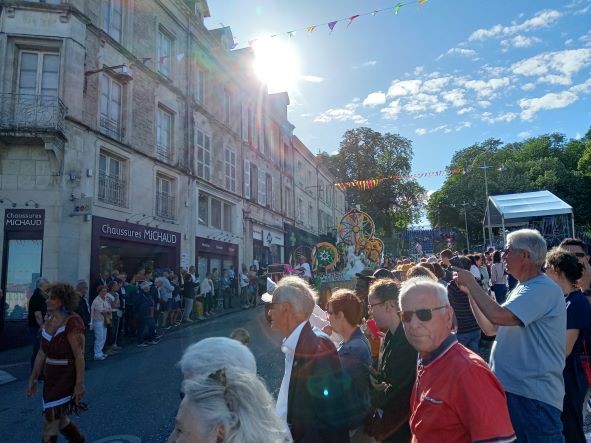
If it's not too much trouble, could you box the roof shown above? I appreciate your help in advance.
[486,190,573,226]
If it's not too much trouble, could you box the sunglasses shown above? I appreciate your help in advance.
[399,305,448,323]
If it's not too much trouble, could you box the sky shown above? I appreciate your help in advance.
[205,0,591,197]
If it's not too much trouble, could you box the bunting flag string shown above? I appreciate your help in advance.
[333,167,462,191]
[242,0,430,49]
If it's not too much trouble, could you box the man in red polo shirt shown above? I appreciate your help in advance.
[398,277,515,442]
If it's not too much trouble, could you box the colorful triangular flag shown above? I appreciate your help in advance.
[347,15,360,28]
[328,21,338,33]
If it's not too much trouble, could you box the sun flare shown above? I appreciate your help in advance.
[252,38,300,93]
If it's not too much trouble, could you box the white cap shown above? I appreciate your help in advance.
[261,278,277,303]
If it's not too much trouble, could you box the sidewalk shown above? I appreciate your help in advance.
[0,304,258,381]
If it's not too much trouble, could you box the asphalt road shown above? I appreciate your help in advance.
[0,307,284,443]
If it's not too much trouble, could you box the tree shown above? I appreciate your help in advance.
[319,128,425,236]
[427,126,591,240]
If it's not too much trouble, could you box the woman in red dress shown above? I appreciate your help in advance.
[27,283,87,442]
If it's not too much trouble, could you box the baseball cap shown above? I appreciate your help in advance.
[261,278,278,303]
[139,281,152,289]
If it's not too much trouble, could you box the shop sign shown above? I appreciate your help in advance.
[263,229,284,246]
[94,216,179,246]
[253,226,263,241]
[4,209,45,231]
[196,237,238,256]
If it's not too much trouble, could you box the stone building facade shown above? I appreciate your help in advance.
[0,0,345,348]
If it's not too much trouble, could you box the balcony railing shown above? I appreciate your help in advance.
[156,144,172,162]
[99,115,122,140]
[0,93,66,135]
[155,192,176,220]
[98,173,126,207]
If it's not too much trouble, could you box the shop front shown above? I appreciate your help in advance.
[253,225,284,267]
[91,217,180,283]
[195,237,238,281]
[284,223,318,265]
[0,208,45,349]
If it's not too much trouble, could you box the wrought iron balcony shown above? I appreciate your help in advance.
[156,144,172,162]
[99,115,122,140]
[0,93,66,135]
[98,172,127,207]
[155,192,176,220]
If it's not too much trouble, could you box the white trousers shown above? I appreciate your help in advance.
[92,320,107,357]
[183,298,194,320]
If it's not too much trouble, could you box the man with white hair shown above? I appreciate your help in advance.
[455,229,566,441]
[399,277,515,442]
[269,276,350,443]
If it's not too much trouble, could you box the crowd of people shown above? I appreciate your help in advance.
[22,228,591,442]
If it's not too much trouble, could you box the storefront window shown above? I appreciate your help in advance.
[4,239,42,321]
[223,203,232,232]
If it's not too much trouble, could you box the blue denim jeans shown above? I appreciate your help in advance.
[137,317,156,344]
[29,325,40,370]
[506,392,564,442]
[457,329,481,354]
[493,284,507,304]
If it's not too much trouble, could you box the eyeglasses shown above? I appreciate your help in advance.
[574,252,587,258]
[368,300,387,309]
[399,305,448,323]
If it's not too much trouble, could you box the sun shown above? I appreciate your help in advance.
[252,38,300,93]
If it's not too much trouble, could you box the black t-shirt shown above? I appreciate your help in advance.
[27,289,47,329]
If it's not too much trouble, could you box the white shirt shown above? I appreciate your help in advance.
[298,262,312,278]
[276,320,308,436]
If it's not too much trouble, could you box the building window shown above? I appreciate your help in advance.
[199,192,234,232]
[224,90,231,125]
[297,197,303,222]
[195,66,205,105]
[225,148,236,193]
[250,163,258,203]
[283,143,291,172]
[156,174,175,219]
[308,203,313,227]
[18,51,59,98]
[198,192,208,226]
[284,186,292,217]
[211,198,222,229]
[244,160,251,199]
[223,203,232,232]
[265,173,273,209]
[102,0,122,42]
[196,129,211,180]
[156,107,173,161]
[99,74,122,140]
[258,170,266,206]
[98,151,126,207]
[158,29,173,78]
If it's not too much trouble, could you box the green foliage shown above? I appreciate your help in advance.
[427,125,591,237]
[319,127,425,236]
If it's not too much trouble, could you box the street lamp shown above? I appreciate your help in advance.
[460,201,470,252]
[477,162,505,248]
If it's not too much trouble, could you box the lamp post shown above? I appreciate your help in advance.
[477,162,494,248]
[460,201,470,252]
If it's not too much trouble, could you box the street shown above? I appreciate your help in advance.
[0,307,284,443]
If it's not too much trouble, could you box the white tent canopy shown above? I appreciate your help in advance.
[485,190,575,243]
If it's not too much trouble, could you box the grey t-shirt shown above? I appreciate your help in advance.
[490,273,566,411]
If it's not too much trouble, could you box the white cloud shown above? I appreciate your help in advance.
[380,100,402,120]
[501,35,541,49]
[414,66,425,76]
[565,38,575,46]
[461,77,511,98]
[432,102,448,113]
[481,112,518,123]
[581,30,591,46]
[363,92,386,107]
[456,121,472,131]
[469,9,561,41]
[511,48,591,85]
[300,75,324,83]
[570,77,591,94]
[519,91,579,120]
[387,79,422,97]
[442,89,467,107]
[518,131,531,138]
[415,128,427,136]
[457,107,474,115]
[574,4,590,14]
[314,102,368,124]
[438,47,479,60]
[354,60,377,69]
[478,100,492,108]
[422,77,451,93]
[521,82,536,91]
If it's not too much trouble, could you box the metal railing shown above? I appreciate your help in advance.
[155,192,176,220]
[98,173,126,207]
[156,144,172,161]
[0,93,66,134]
[99,115,122,140]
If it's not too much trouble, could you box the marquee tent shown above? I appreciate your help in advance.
[484,190,575,245]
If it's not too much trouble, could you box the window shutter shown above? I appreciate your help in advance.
[244,160,251,199]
